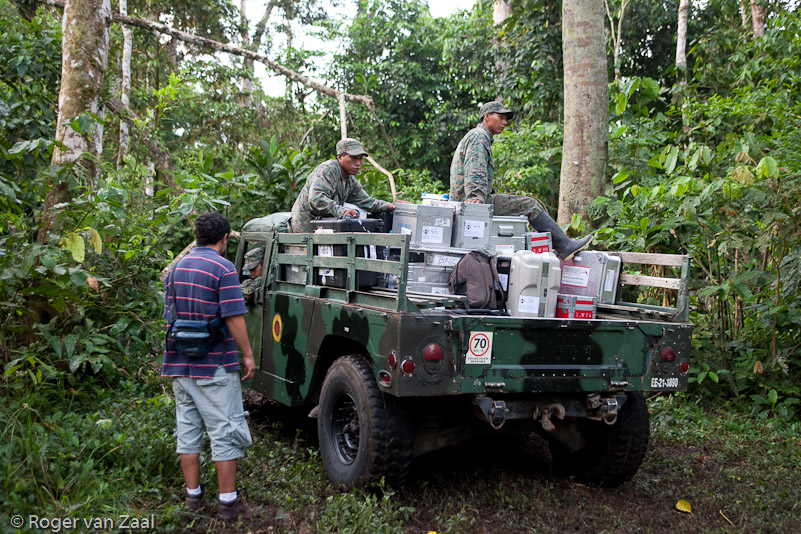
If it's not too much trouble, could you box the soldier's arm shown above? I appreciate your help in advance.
[462,137,490,203]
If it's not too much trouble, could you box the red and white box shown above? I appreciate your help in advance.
[556,294,598,319]
[525,232,553,254]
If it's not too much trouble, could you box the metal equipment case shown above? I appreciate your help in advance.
[311,217,386,290]
[502,250,561,318]
[489,215,528,255]
[559,251,622,304]
[391,204,455,249]
[525,232,553,254]
[556,294,598,319]
[450,203,493,250]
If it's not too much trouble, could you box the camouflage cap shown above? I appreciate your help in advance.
[336,138,369,157]
[242,247,265,275]
[479,101,514,121]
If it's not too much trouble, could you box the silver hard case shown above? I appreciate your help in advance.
[450,202,494,250]
[559,250,622,304]
[391,204,455,249]
[489,215,528,255]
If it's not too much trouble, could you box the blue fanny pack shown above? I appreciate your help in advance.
[166,266,224,358]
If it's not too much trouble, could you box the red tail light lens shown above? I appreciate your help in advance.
[388,352,397,368]
[679,361,689,373]
[660,346,677,362]
[423,343,444,361]
[401,358,415,375]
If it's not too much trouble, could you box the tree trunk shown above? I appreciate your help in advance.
[604,0,628,81]
[117,0,132,169]
[676,0,689,74]
[239,0,274,107]
[38,0,111,243]
[739,0,750,29]
[493,0,512,25]
[558,0,608,227]
[492,0,513,100]
[676,0,691,136]
[750,0,765,38]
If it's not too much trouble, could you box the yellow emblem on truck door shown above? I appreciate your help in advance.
[272,314,282,342]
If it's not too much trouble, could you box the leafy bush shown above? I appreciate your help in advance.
[594,68,801,418]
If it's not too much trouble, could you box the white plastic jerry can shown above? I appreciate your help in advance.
[506,250,561,318]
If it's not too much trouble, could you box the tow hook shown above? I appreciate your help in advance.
[488,400,506,429]
[539,403,566,432]
[474,397,507,430]
[602,397,620,425]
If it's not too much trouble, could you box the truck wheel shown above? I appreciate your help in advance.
[317,354,412,487]
[550,392,649,487]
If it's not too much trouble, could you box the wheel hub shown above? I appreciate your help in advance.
[331,393,360,465]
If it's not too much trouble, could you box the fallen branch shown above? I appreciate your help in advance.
[366,157,397,203]
[44,0,374,108]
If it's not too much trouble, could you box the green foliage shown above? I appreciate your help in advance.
[0,377,180,518]
[317,484,414,533]
[245,137,314,214]
[594,18,801,414]
[493,121,563,211]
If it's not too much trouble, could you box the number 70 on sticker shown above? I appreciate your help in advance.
[466,331,493,364]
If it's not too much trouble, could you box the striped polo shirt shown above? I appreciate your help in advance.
[162,247,248,378]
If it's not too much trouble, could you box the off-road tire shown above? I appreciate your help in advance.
[317,354,412,487]
[550,392,650,487]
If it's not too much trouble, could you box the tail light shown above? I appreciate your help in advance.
[660,346,677,362]
[423,343,444,361]
[401,358,415,375]
[679,361,689,374]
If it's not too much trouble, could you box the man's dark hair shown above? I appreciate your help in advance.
[195,212,231,246]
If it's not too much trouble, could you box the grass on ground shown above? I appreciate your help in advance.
[2,377,800,534]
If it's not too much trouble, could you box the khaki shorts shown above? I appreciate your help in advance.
[172,366,253,461]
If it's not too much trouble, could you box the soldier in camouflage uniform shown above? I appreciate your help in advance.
[450,101,592,259]
[289,138,396,233]
[240,247,264,304]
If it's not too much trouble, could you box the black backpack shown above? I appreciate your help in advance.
[449,250,506,311]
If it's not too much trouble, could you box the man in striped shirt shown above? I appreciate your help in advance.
[163,212,255,520]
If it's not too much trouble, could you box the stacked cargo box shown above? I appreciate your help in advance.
[556,251,623,319]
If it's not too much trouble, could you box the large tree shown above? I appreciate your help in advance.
[38,0,111,243]
[557,0,607,227]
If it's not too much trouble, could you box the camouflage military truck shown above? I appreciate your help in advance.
[235,214,693,488]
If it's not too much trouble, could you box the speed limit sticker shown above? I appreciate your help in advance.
[466,331,493,364]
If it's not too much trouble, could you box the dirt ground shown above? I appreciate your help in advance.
[187,394,800,534]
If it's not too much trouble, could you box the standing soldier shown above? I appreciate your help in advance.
[289,138,396,233]
[450,101,592,259]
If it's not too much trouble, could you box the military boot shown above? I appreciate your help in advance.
[530,211,593,260]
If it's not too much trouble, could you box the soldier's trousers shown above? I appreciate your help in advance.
[488,193,546,225]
